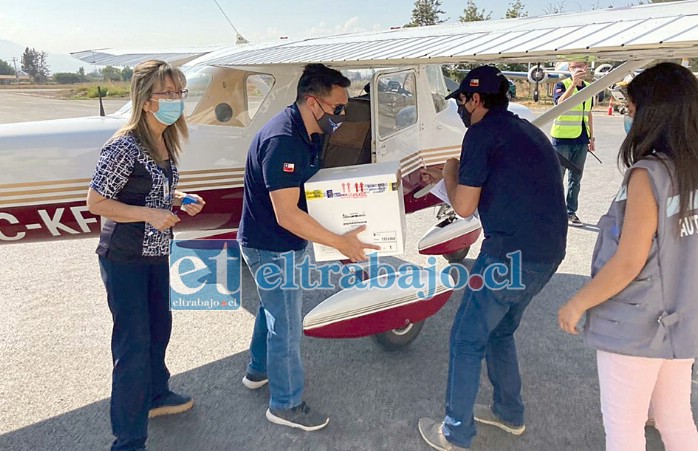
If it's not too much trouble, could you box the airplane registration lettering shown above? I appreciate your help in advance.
[70,205,98,233]
[37,208,80,236]
[0,213,26,241]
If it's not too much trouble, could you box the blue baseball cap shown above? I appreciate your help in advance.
[446,65,508,99]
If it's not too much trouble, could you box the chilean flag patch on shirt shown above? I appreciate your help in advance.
[283,162,295,173]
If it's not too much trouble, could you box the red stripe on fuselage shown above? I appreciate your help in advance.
[0,173,443,245]
[0,187,244,245]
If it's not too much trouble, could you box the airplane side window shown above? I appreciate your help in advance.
[376,71,417,139]
[246,74,275,121]
[185,68,274,127]
[426,64,449,114]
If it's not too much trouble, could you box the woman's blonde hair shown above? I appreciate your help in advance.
[114,60,188,164]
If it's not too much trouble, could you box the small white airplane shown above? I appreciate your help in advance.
[503,62,614,83]
[499,61,615,101]
[1,0,697,349]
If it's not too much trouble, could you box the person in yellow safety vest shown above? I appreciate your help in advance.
[550,60,596,227]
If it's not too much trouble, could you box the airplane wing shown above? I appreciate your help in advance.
[70,45,226,67]
[198,1,698,67]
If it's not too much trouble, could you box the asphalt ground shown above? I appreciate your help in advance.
[0,90,696,451]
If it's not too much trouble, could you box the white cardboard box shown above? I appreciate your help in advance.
[305,161,406,262]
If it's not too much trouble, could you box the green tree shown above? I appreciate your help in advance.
[53,72,82,84]
[505,0,528,18]
[0,59,15,75]
[21,47,50,83]
[498,63,528,72]
[460,0,492,22]
[405,0,446,27]
[121,66,133,82]
[101,65,122,82]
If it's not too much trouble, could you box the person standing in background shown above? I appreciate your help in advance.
[551,60,596,227]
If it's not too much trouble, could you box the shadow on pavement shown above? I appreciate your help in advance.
[0,270,680,450]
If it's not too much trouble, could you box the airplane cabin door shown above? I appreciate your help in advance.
[371,68,420,164]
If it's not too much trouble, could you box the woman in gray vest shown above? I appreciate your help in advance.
[557,62,698,450]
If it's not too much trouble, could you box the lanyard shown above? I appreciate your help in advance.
[163,176,170,202]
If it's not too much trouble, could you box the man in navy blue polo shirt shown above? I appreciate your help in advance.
[237,63,379,432]
[418,65,567,450]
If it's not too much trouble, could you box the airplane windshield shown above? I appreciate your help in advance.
[109,66,214,118]
[182,65,214,115]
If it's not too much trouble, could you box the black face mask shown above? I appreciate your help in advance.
[316,111,346,135]
[458,103,472,128]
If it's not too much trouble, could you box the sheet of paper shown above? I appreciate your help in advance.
[430,179,451,206]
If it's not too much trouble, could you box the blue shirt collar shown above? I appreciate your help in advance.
[289,103,321,145]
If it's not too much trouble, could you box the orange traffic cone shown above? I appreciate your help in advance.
[608,98,613,116]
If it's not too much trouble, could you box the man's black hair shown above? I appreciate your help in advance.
[465,79,510,110]
[296,64,351,103]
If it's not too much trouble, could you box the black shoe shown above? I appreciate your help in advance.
[149,391,193,418]
[568,213,583,227]
[266,401,329,431]
[242,372,268,390]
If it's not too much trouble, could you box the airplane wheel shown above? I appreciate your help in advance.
[371,320,425,351]
[443,246,470,263]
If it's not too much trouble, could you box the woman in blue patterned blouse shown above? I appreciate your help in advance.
[87,60,204,451]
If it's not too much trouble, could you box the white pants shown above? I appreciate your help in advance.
[597,350,698,451]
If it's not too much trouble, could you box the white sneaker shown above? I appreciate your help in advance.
[242,373,268,390]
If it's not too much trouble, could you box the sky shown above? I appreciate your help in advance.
[0,0,623,73]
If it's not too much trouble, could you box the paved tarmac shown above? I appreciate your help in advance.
[0,88,125,123]
[0,90,695,451]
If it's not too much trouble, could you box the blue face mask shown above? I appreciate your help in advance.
[623,115,633,134]
[153,99,184,125]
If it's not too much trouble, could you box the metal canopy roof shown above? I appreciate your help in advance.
[198,1,698,67]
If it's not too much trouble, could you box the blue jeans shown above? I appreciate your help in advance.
[240,245,306,410]
[556,141,588,214]
[99,257,172,451]
[442,253,560,448]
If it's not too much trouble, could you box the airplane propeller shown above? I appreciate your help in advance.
[527,63,547,102]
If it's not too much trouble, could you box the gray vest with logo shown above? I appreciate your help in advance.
[584,156,698,359]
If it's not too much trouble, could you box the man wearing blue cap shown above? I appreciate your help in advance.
[418,65,567,450]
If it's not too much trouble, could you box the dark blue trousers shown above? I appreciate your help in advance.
[99,257,172,451]
[556,141,588,215]
[443,253,561,448]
